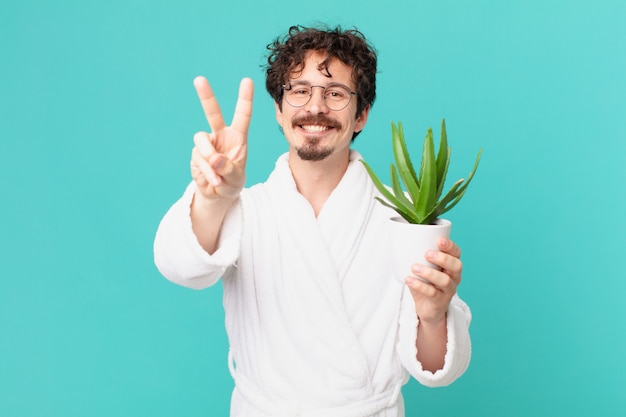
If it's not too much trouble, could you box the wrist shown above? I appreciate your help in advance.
[192,190,237,210]
[418,313,447,330]
[189,191,238,255]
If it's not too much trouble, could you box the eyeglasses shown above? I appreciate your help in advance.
[282,82,357,111]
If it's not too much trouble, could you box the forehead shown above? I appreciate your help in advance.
[289,51,355,87]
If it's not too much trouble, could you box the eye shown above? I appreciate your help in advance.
[291,88,310,96]
[325,86,349,99]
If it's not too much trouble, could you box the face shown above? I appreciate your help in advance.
[275,51,370,162]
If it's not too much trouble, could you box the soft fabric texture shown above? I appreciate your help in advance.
[154,150,471,417]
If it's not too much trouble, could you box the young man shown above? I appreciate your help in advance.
[154,25,471,417]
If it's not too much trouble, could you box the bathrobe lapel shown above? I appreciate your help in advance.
[317,151,377,282]
[251,151,379,400]
[265,151,375,318]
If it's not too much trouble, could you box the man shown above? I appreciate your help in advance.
[154,25,471,417]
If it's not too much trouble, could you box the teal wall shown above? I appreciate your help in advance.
[2,0,625,415]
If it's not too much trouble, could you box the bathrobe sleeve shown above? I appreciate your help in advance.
[397,289,472,387]
[153,182,242,289]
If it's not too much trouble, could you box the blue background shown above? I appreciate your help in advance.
[2,0,625,415]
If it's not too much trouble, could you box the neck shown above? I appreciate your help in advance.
[288,149,351,217]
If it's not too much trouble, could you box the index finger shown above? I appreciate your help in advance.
[439,237,461,259]
[194,76,226,133]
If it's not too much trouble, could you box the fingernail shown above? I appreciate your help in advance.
[412,264,422,274]
[425,250,436,260]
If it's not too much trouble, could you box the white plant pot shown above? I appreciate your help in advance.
[389,217,451,283]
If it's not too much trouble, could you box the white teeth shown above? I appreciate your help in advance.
[301,125,330,133]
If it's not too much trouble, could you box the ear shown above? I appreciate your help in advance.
[353,105,371,133]
[274,101,284,128]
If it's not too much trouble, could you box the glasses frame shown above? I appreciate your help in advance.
[281,82,358,111]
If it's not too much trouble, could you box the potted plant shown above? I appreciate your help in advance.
[361,119,482,283]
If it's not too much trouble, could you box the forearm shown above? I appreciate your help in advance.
[154,182,243,289]
[416,316,447,372]
[397,290,471,386]
[190,191,238,255]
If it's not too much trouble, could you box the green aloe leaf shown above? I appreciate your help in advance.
[435,119,451,200]
[422,178,465,224]
[360,160,395,200]
[392,122,420,202]
[374,197,422,223]
[438,148,482,214]
[415,128,437,218]
[361,159,419,220]
[390,164,414,210]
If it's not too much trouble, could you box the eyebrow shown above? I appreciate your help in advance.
[288,80,312,87]
[288,80,350,88]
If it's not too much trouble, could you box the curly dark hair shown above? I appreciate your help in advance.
[265,25,377,120]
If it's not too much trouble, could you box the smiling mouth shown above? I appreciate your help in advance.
[293,115,341,134]
[300,124,331,133]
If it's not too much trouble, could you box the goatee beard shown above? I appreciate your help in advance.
[292,115,339,161]
[296,139,333,161]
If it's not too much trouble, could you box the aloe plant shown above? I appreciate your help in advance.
[361,119,482,225]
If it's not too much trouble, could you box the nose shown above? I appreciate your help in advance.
[303,86,329,113]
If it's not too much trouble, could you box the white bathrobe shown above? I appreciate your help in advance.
[154,150,471,417]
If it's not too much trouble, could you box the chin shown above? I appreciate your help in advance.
[296,146,333,161]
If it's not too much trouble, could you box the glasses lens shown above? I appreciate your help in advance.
[324,84,352,110]
[284,86,311,107]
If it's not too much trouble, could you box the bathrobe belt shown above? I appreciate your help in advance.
[228,350,401,417]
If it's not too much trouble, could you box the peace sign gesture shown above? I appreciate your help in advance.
[190,76,254,201]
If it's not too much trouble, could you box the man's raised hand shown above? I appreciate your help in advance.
[190,76,253,201]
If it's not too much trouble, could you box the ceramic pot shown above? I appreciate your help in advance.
[389,217,451,283]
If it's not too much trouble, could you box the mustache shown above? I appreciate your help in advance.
[292,115,341,129]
